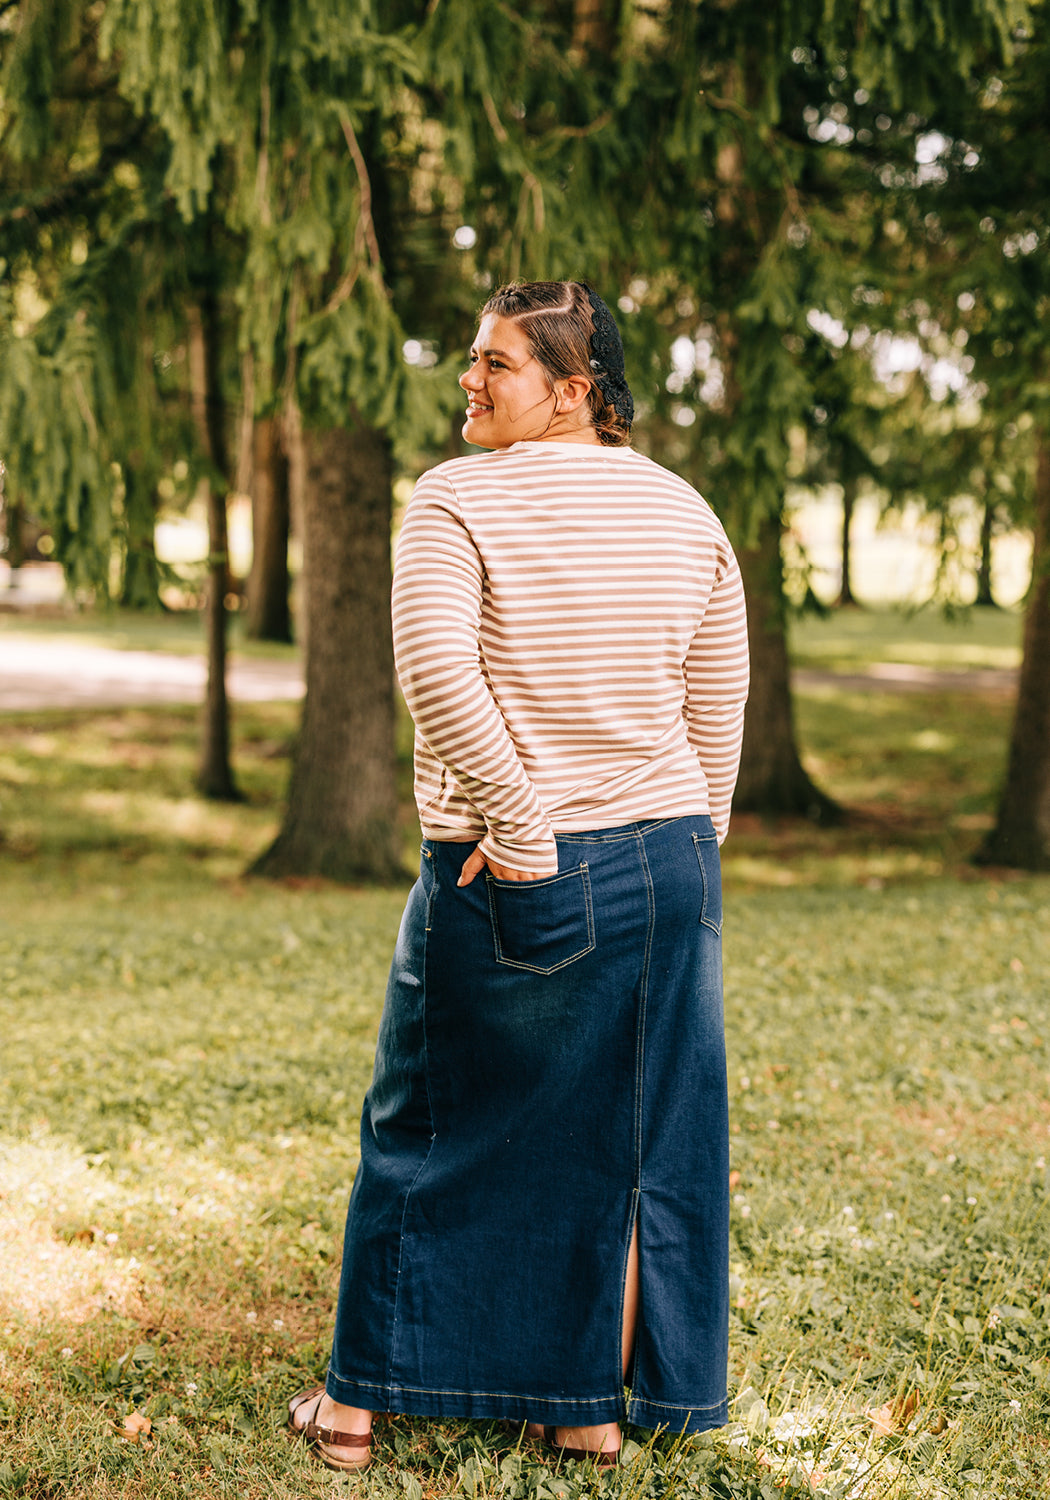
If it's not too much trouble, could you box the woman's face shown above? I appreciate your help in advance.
[458,313,560,449]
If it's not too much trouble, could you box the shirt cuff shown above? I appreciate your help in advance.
[479,829,558,876]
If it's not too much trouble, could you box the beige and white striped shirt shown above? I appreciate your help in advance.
[392,441,750,874]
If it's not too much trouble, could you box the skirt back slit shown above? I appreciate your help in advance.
[326,817,730,1435]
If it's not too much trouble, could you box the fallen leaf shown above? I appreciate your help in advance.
[728,1170,742,1190]
[895,1390,920,1427]
[867,1402,895,1437]
[120,1411,152,1443]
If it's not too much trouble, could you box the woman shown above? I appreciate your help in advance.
[290,280,749,1470]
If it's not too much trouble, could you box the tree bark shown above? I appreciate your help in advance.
[188,295,240,801]
[119,464,164,609]
[836,476,858,608]
[976,434,1050,869]
[734,510,840,822]
[2,496,28,573]
[251,422,402,882]
[974,499,997,607]
[198,476,239,799]
[245,415,292,642]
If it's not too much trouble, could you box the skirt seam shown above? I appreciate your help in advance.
[385,875,438,1392]
[634,830,656,1185]
[328,1375,623,1405]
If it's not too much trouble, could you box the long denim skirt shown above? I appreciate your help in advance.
[326,816,729,1435]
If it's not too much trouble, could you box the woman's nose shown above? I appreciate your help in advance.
[459,365,482,391]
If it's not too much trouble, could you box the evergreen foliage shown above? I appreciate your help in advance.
[2,0,1046,864]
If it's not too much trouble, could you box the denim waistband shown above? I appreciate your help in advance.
[551,814,714,845]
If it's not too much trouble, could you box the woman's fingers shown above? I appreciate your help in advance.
[457,848,488,887]
[457,849,547,886]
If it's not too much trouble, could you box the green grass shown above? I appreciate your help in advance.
[1,615,1048,1498]
[0,606,299,660]
[789,606,1023,674]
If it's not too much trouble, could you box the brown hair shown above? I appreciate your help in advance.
[479,281,632,446]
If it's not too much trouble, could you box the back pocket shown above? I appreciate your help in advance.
[486,863,595,974]
[691,833,723,935]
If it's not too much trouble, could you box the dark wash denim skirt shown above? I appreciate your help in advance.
[326,816,729,1435]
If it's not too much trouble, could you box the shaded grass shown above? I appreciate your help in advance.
[789,607,1023,674]
[2,867,1048,1497]
[0,606,299,661]
[1,666,1048,1497]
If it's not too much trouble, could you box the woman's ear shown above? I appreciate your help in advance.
[554,374,594,414]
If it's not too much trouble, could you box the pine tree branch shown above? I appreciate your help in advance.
[337,109,382,272]
[0,122,149,234]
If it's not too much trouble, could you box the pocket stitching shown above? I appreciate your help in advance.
[486,862,595,974]
[692,833,723,936]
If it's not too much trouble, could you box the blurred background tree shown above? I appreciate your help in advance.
[2,0,1046,872]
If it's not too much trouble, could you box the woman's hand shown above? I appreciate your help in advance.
[457,848,548,887]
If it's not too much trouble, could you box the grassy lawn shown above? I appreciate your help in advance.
[789,606,1023,674]
[0,607,300,661]
[1,612,1048,1498]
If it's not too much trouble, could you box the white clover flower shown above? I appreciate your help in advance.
[272,1318,285,1330]
[185,1382,198,1395]
[772,1410,816,1444]
[966,1196,977,1206]
[1008,1399,1022,1413]
[60,1347,73,1358]
[245,1311,257,1323]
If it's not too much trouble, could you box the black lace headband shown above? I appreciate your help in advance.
[578,283,634,429]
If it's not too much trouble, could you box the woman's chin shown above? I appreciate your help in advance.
[462,416,501,449]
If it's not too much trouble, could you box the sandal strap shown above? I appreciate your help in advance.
[542,1426,619,1466]
[304,1419,371,1449]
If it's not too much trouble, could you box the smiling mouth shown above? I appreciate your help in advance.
[466,400,493,415]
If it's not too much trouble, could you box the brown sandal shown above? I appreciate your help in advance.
[287,1386,372,1472]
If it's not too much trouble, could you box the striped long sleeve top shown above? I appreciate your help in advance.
[392,440,750,875]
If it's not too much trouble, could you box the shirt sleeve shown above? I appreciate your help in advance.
[391,470,558,874]
[682,541,750,843]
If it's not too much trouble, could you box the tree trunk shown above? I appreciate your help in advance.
[974,499,997,607]
[836,476,858,608]
[734,510,840,822]
[188,294,240,801]
[245,415,292,642]
[119,464,164,609]
[3,496,28,575]
[251,422,402,882]
[976,434,1050,869]
[198,477,240,798]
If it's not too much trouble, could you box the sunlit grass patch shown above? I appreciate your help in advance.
[2,854,1048,1495]
[724,684,1013,888]
[2,618,1049,1495]
[790,607,1023,674]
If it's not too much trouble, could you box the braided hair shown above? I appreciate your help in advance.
[478,281,634,446]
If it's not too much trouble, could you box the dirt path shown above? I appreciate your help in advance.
[792,662,1018,696]
[0,635,1018,712]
